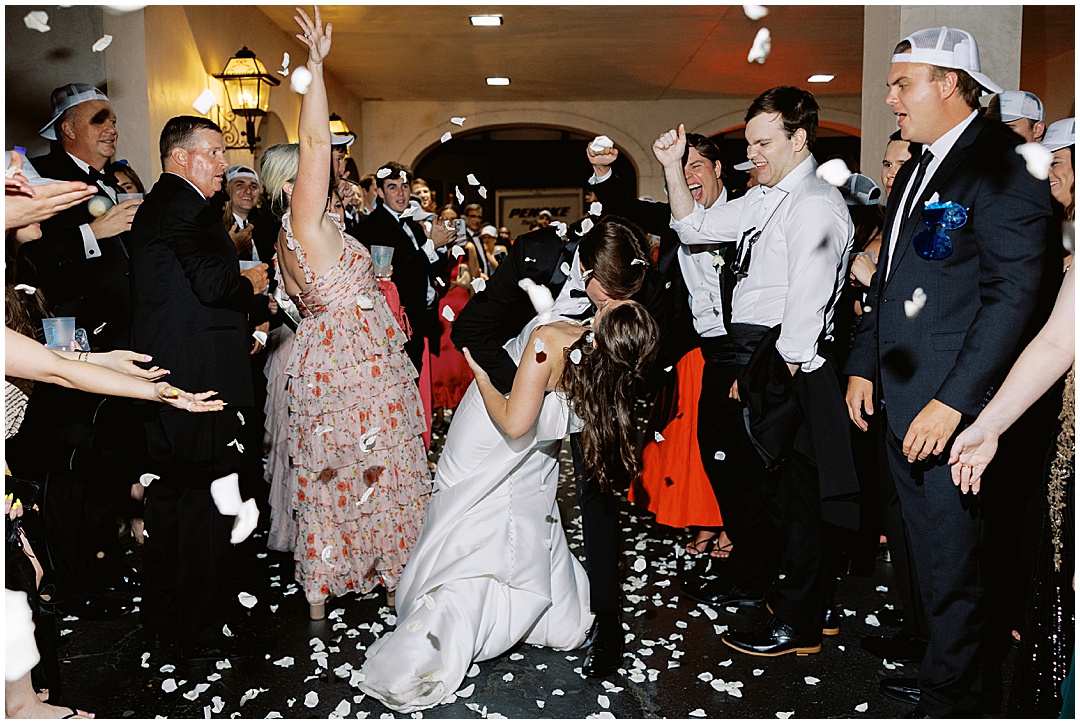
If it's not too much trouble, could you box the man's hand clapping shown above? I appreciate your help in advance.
[431,217,463,249]
[241,262,269,294]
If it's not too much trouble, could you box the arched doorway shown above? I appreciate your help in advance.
[710,122,862,196]
[411,124,638,235]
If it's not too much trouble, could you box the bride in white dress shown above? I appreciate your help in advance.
[359,300,659,712]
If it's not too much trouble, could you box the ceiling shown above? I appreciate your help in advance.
[257,5,867,101]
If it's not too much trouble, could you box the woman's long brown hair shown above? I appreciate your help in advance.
[559,301,659,491]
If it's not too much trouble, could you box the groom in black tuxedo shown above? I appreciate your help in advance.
[452,215,673,677]
[129,116,270,660]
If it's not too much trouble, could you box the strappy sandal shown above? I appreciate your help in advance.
[708,534,733,559]
[684,530,718,556]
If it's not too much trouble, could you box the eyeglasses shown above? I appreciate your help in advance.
[912,201,967,261]
[730,226,761,278]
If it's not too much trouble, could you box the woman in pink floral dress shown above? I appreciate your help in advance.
[261,7,438,619]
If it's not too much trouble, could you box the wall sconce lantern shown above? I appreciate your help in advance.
[213,46,280,154]
[328,113,352,138]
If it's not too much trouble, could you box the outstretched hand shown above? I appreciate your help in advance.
[295,6,332,65]
[948,423,998,495]
[99,350,169,381]
[154,383,225,413]
[653,123,687,168]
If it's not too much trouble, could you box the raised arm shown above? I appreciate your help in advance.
[462,326,562,439]
[289,6,340,266]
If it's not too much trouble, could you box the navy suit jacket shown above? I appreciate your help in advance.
[845,114,1053,437]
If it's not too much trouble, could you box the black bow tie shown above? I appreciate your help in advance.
[86,167,105,183]
[569,288,589,299]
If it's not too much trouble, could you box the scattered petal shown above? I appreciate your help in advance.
[855,702,869,713]
[139,473,159,487]
[290,65,313,94]
[399,170,408,181]
[533,338,545,354]
[466,173,480,186]
[467,663,480,678]
[1016,142,1053,180]
[238,592,257,608]
[141,652,151,668]
[470,277,486,293]
[552,689,564,696]
[560,261,572,276]
[569,348,583,365]
[236,411,245,426]
[536,701,545,709]
[451,244,465,259]
[441,306,455,322]
[252,329,268,346]
[478,186,488,199]
[304,691,319,708]
[210,473,243,515]
[455,186,465,205]
[713,450,727,461]
[193,89,217,115]
[211,697,225,714]
[226,438,245,454]
[502,672,514,682]
[517,278,555,316]
[278,52,290,77]
[804,676,820,685]
[597,694,610,708]
[455,683,474,698]
[632,557,647,572]
[14,284,37,295]
[23,11,50,33]
[230,498,259,544]
[816,158,853,187]
[359,427,381,452]
[654,432,665,443]
[92,34,113,52]
[689,709,706,718]
[451,117,466,126]
[776,712,794,719]
[440,131,452,144]
[743,4,769,20]
[631,258,647,266]
[162,678,178,693]
[865,613,881,627]
[580,217,595,235]
[747,27,772,64]
[553,221,568,238]
[356,294,375,310]
[273,656,295,667]
[589,201,603,216]
[753,668,765,676]
[376,168,393,179]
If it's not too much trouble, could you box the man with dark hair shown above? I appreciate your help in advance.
[461,203,492,278]
[987,90,1047,143]
[355,161,456,373]
[129,115,271,661]
[845,28,1052,717]
[16,83,145,620]
[659,85,860,657]
[357,173,378,215]
[452,215,661,678]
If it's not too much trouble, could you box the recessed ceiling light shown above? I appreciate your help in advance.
[486,77,510,86]
[807,74,835,83]
[470,15,503,27]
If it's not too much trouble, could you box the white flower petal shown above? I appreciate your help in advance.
[816,158,853,187]
[210,473,243,515]
[776,712,794,719]
[192,89,217,115]
[470,277,487,293]
[743,4,769,20]
[466,174,480,186]
[139,473,159,487]
[502,672,514,682]
[455,186,465,205]
[376,168,392,179]
[533,338,546,354]
[304,691,319,708]
[570,348,583,365]
[654,432,665,443]
[1016,142,1053,180]
[478,186,488,199]
[440,131,452,144]
[597,694,610,708]
[856,702,869,713]
[451,117,466,126]
[252,329,268,346]
[162,678,178,693]
[273,656,295,667]
[230,498,260,544]
[24,11,50,32]
[290,66,313,94]
[456,683,474,698]
[589,201,603,216]
[747,27,772,64]
[441,306,455,322]
[580,217,595,235]
[92,34,113,52]
[238,592,257,608]
[689,709,706,718]
[804,676,820,685]
[467,663,480,677]
[589,135,614,153]
[14,284,37,295]
[753,668,765,676]
[517,278,555,315]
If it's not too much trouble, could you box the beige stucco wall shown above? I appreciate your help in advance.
[360,96,863,201]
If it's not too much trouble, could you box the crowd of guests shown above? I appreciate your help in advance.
[4,9,1074,719]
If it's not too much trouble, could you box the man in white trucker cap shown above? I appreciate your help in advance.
[845,26,1054,718]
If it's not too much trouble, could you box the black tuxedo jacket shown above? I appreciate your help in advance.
[355,203,447,350]
[451,220,674,395]
[129,173,265,467]
[17,147,132,352]
[591,174,728,367]
[845,115,1053,438]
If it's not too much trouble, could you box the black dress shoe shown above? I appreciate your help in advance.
[875,607,904,628]
[581,612,623,678]
[822,608,840,636]
[880,677,920,705]
[99,566,140,594]
[56,595,132,620]
[723,615,821,657]
[682,576,764,607]
[862,630,927,664]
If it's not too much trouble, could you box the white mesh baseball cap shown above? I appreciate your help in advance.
[330,132,354,147]
[997,90,1045,122]
[1041,118,1075,152]
[891,27,1002,95]
[225,165,259,184]
[841,173,883,206]
[480,225,498,237]
[38,83,110,140]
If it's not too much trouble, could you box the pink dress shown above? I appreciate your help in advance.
[281,212,430,603]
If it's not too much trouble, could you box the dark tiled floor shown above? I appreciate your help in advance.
[50,433,1014,719]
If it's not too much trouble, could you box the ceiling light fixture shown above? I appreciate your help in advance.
[470,15,503,27]
[807,74,835,83]
[486,77,510,86]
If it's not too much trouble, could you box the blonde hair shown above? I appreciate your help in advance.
[259,143,299,218]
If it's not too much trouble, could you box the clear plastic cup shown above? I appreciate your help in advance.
[42,317,77,350]
[371,245,394,279]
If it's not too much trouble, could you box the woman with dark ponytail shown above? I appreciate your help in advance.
[361,297,658,713]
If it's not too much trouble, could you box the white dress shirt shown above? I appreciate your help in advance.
[550,248,593,318]
[670,156,854,371]
[884,109,979,279]
[68,152,117,260]
[677,188,730,338]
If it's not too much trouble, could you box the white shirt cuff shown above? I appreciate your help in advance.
[422,239,439,264]
[588,169,613,185]
[80,224,102,259]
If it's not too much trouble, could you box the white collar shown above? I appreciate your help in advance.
[66,152,102,176]
[927,109,979,162]
[165,171,207,199]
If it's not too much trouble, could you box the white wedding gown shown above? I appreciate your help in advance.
[359,316,594,712]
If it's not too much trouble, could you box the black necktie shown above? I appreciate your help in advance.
[901,150,934,223]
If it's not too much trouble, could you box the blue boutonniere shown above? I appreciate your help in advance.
[913,200,967,260]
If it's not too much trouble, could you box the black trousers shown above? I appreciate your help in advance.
[696,348,780,590]
[569,433,620,614]
[142,421,236,648]
[882,408,987,717]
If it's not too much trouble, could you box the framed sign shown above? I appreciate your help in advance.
[495,187,583,237]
